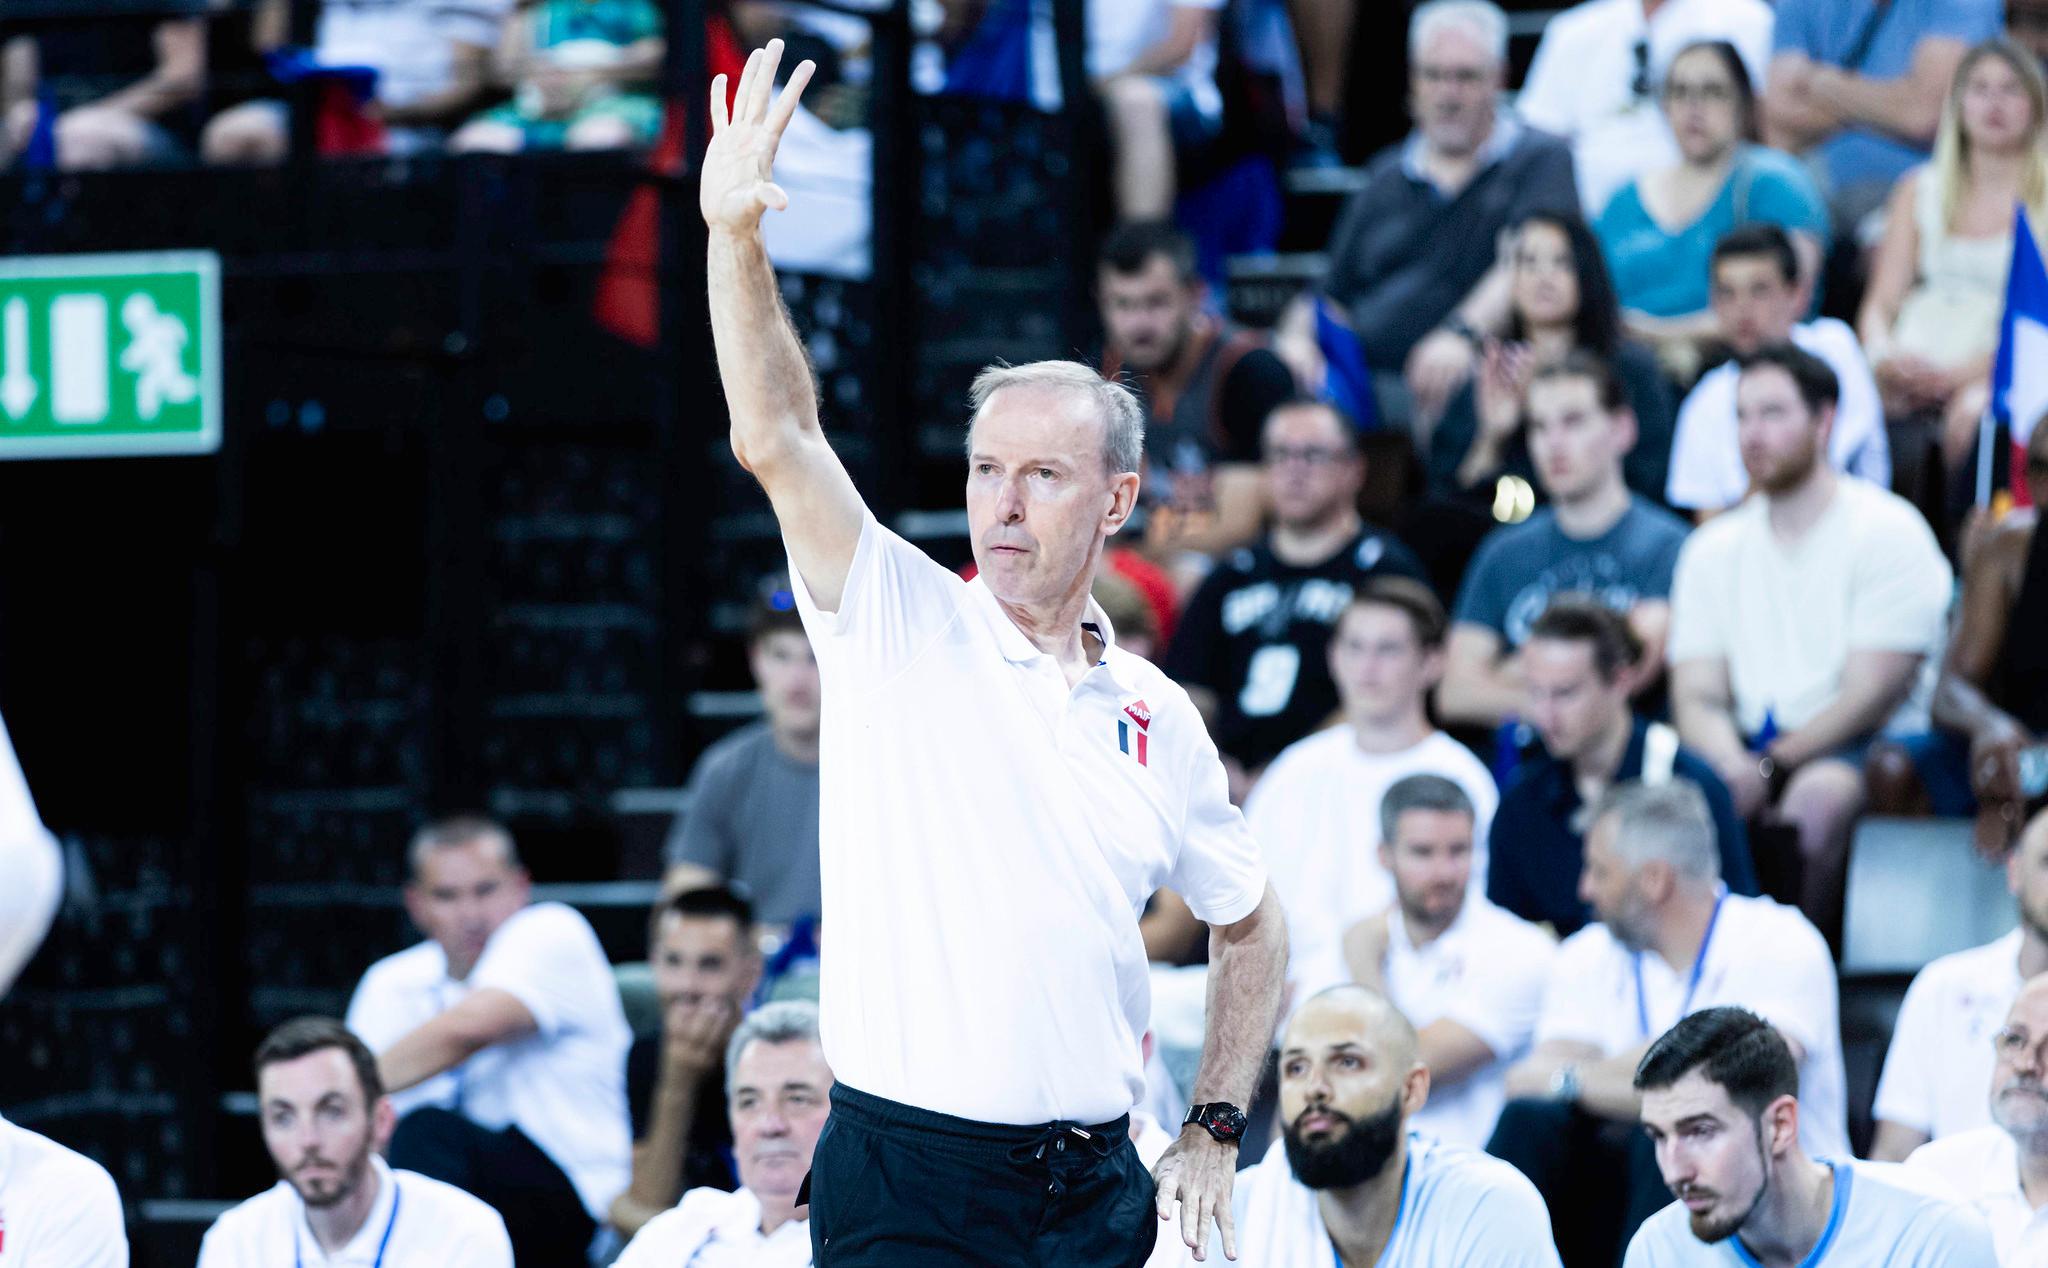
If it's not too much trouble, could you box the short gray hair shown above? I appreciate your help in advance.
[966,360,1145,476]
[1588,780,1721,885]
[724,1000,824,1095]
[407,815,519,881]
[1379,774,1475,845]
[1409,0,1508,65]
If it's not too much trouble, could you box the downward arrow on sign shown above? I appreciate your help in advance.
[0,298,37,420]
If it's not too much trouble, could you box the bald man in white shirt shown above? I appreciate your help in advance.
[0,1111,126,1267]
[0,709,61,998]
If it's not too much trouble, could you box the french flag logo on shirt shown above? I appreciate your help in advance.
[1118,699,1152,766]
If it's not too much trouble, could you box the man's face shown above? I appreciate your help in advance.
[1992,983,2048,1144]
[1411,26,1500,158]
[1379,809,1474,932]
[1736,366,1827,495]
[1641,1070,1774,1244]
[1578,814,1654,950]
[750,628,820,739]
[1709,255,1800,356]
[966,385,1132,609]
[1277,995,1413,1190]
[729,1038,834,1203]
[651,912,757,1018]
[1527,376,1630,503]
[1329,603,1438,726]
[1262,404,1363,532]
[406,839,530,981]
[1523,637,1629,765]
[259,1048,392,1212]
[1099,256,1199,374]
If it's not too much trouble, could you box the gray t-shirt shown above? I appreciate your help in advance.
[665,720,821,927]
[1453,497,1690,648]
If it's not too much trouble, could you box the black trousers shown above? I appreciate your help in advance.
[388,1107,595,1268]
[1488,1098,1672,1268]
[807,1084,1158,1267]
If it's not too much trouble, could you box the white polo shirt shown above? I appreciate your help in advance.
[789,514,1267,1126]
[0,1113,125,1268]
[613,1187,812,1268]
[346,902,632,1220]
[198,1155,511,1267]
[1908,1126,2048,1266]
[1535,892,1851,1160]
[1244,726,1498,1001]
[1874,930,2025,1142]
[1386,899,1556,1151]
[0,710,61,998]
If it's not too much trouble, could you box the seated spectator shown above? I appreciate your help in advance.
[1631,1006,1996,1266]
[614,1001,829,1266]
[1226,985,1562,1266]
[1090,0,1225,219]
[1243,579,1498,998]
[1667,224,1890,517]
[1096,221,1296,563]
[1490,782,1846,1266]
[1489,599,1759,937]
[1869,808,2048,1162]
[0,15,206,169]
[1669,343,1951,945]
[1517,0,1773,215]
[1597,40,1829,377]
[0,708,61,998]
[663,592,820,932]
[1342,775,1556,1150]
[1426,213,1676,509]
[1859,39,2048,472]
[1163,399,1426,784]
[199,1017,512,1267]
[1438,354,1690,729]
[1276,0,1578,432]
[345,816,631,1265]
[610,886,760,1237]
[0,1111,124,1265]
[1764,0,2001,231]
[450,0,664,153]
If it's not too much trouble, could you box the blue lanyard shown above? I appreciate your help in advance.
[293,1179,401,1268]
[1635,891,1725,1040]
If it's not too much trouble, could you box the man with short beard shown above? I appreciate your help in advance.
[1629,1006,1992,1266]
[200,1016,512,1266]
[1220,985,1561,1265]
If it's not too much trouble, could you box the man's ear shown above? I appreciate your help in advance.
[1402,1061,1432,1117]
[371,1094,398,1155]
[1762,1093,1800,1159]
[1104,471,1141,534]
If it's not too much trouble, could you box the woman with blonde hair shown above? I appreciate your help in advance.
[1859,37,2048,470]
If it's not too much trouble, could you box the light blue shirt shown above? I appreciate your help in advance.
[1623,1159,1997,1267]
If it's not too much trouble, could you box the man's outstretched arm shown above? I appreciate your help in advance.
[703,39,865,612]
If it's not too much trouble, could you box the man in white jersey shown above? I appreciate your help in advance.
[0,709,61,997]
[0,1111,125,1266]
[1628,1006,1993,1266]
[1491,780,1846,1266]
[701,41,1283,1266]
[1343,773,1555,1149]
[199,1017,512,1267]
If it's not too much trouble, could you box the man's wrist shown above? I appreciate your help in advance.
[1547,1062,1581,1104]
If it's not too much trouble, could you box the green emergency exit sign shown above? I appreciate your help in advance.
[0,250,221,459]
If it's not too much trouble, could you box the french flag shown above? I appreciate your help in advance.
[1118,700,1152,766]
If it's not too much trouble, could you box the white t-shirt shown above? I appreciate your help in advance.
[1874,930,2025,1142]
[346,902,632,1220]
[0,711,60,998]
[1244,726,1499,999]
[789,513,1267,1126]
[316,0,515,109]
[1667,319,1891,512]
[0,1114,125,1268]
[198,1156,512,1268]
[1907,1126,2048,1267]
[1667,478,1952,736]
[1517,0,1776,212]
[613,1187,812,1268]
[1536,891,1851,1159]
[1081,0,1225,119]
[1624,1158,1996,1266]
[1386,899,1556,1151]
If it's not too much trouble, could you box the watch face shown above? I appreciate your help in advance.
[1205,1106,1246,1139]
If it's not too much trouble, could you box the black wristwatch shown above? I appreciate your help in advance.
[1183,1102,1249,1145]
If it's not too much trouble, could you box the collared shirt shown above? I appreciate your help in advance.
[0,710,61,997]
[1874,931,2026,1142]
[0,1112,126,1268]
[1386,899,1556,1150]
[1399,116,1527,192]
[198,1156,512,1268]
[613,1187,812,1268]
[1536,892,1851,1159]
[1907,1126,2048,1266]
[789,513,1267,1126]
[346,903,633,1220]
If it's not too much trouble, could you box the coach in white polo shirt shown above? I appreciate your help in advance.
[0,1110,125,1266]
[702,41,1283,1267]
[0,709,61,998]
[200,1017,511,1268]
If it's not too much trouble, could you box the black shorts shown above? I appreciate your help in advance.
[806,1083,1159,1267]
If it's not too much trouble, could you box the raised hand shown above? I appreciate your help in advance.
[701,39,817,236]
